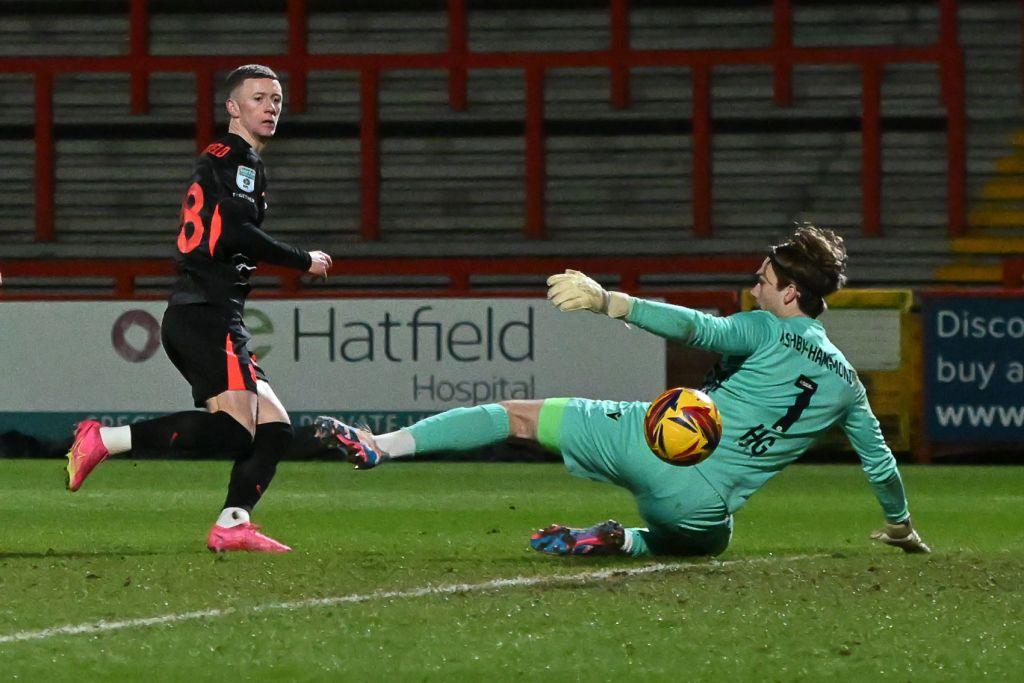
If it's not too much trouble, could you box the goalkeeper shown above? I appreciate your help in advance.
[316,225,929,558]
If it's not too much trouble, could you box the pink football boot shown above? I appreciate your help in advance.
[65,420,111,492]
[206,522,292,553]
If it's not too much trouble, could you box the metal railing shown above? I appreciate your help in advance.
[0,0,966,244]
[0,255,761,303]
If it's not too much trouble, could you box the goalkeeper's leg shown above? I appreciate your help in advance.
[316,400,545,464]
[541,397,734,558]
[618,463,733,558]
[621,518,732,558]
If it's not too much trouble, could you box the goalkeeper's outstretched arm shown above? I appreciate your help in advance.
[546,269,769,356]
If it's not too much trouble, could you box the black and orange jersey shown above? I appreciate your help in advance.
[168,132,311,315]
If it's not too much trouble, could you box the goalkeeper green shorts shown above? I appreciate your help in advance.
[538,397,732,556]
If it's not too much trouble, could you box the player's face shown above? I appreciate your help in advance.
[229,78,283,141]
[751,258,787,314]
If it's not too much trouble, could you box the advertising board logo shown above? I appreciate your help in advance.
[245,307,274,360]
[111,310,161,362]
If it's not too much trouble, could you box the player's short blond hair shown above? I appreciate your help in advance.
[225,64,279,98]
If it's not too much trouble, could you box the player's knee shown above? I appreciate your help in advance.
[499,400,540,440]
[639,522,731,557]
[254,421,293,463]
[210,411,256,457]
[259,421,294,441]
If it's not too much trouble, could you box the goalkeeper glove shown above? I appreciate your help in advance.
[870,517,931,554]
[546,269,632,319]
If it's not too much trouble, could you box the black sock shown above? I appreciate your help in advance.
[223,421,293,512]
[129,411,253,458]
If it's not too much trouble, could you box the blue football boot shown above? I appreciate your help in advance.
[313,416,386,469]
[529,520,625,556]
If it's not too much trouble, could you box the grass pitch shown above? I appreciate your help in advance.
[0,460,1021,681]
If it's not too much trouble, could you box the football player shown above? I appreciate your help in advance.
[65,65,332,553]
[315,225,929,558]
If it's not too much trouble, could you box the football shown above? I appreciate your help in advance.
[643,387,723,466]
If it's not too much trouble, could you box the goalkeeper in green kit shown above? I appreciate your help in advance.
[315,225,929,558]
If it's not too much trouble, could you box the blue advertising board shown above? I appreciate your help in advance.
[922,292,1024,442]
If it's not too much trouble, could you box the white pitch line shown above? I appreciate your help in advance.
[0,553,826,645]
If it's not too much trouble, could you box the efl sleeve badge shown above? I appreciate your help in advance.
[236,166,256,192]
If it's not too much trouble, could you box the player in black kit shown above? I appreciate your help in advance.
[65,64,332,552]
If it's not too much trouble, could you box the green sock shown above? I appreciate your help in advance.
[407,404,510,454]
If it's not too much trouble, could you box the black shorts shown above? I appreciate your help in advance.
[161,304,268,407]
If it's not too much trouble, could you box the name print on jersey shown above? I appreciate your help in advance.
[778,331,857,386]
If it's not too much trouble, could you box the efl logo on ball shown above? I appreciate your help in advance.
[643,387,723,466]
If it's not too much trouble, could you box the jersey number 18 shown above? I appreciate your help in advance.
[177,182,222,256]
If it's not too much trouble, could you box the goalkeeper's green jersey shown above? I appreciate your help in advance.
[627,299,909,522]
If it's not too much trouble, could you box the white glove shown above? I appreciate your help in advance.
[870,517,931,554]
[546,269,632,318]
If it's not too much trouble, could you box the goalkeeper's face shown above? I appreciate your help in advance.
[228,77,283,143]
[751,258,795,315]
